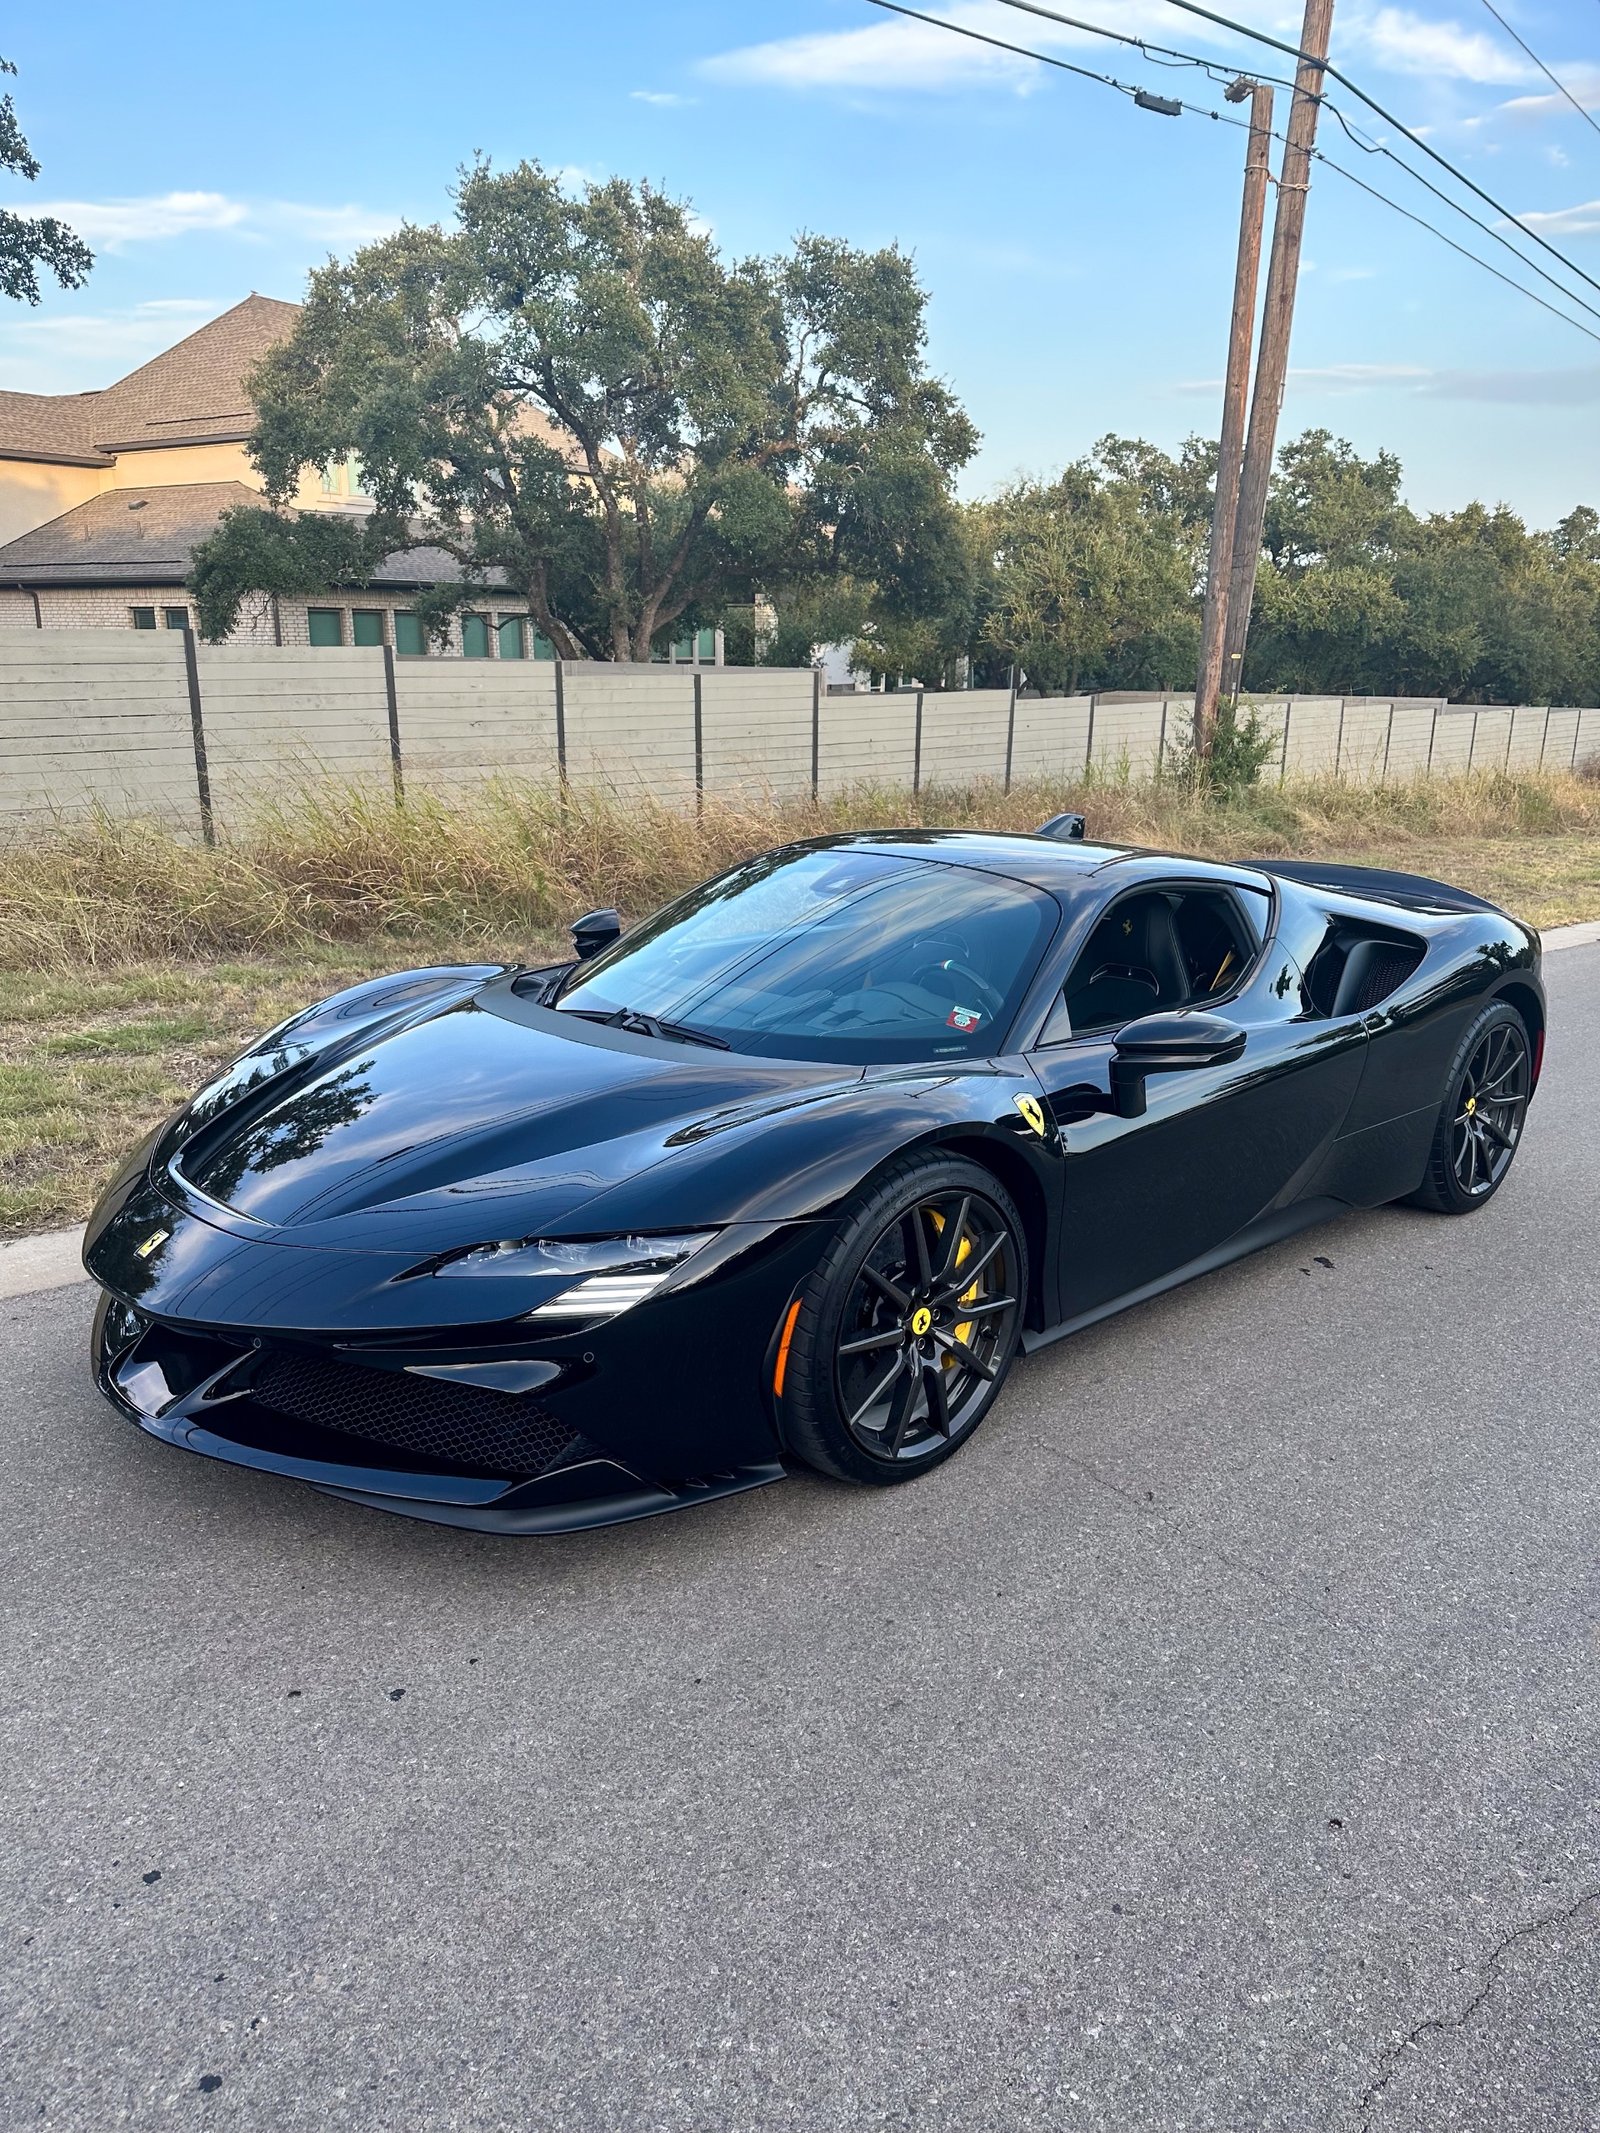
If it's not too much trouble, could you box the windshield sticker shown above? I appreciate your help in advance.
[946,1005,983,1032]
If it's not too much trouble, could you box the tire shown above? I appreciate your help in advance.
[780,1152,1028,1486]
[1405,1000,1532,1215]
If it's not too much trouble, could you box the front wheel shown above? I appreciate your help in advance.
[1406,1001,1532,1214]
[779,1154,1027,1486]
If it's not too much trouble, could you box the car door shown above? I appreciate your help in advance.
[1026,878,1371,1323]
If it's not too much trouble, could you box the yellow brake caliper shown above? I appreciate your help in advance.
[927,1212,978,1368]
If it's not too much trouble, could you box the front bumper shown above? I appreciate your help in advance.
[91,1291,788,1533]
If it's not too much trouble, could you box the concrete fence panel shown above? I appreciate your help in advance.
[1280,699,1343,779]
[561,664,697,796]
[1505,706,1550,770]
[1467,707,1512,771]
[919,688,1012,788]
[392,660,559,788]
[816,689,918,791]
[1337,702,1391,782]
[699,669,814,798]
[1385,705,1436,778]
[1088,700,1164,781]
[196,644,394,826]
[1428,710,1474,775]
[1008,695,1094,782]
[1544,707,1581,769]
[1576,707,1600,767]
[0,628,203,832]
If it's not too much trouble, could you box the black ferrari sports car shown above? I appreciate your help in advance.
[85,824,1544,1534]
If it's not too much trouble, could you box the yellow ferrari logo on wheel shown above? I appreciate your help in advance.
[910,1305,933,1337]
[1014,1095,1048,1138]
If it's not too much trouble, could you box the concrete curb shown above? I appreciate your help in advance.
[3,918,1597,1302]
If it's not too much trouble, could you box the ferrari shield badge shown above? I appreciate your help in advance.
[135,1228,169,1259]
[1013,1095,1048,1138]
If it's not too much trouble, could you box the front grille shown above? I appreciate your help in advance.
[250,1347,584,1479]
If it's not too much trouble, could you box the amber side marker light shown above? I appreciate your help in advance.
[772,1299,803,1398]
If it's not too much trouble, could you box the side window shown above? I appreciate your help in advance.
[1038,886,1261,1044]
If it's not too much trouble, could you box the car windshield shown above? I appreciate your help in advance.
[554,847,1058,1063]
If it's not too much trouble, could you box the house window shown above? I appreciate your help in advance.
[130,607,157,630]
[697,627,716,663]
[461,613,492,659]
[320,464,340,496]
[531,629,556,660]
[496,615,526,659]
[394,612,427,658]
[307,609,345,647]
[163,606,190,631]
[352,610,386,648]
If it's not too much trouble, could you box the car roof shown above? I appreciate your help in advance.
[798,829,1269,896]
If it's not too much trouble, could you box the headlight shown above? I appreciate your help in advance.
[430,1232,717,1326]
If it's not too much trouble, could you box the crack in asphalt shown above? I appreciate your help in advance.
[1354,1885,1600,2128]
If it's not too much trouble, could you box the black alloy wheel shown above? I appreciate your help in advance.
[1408,1001,1532,1214]
[779,1154,1027,1485]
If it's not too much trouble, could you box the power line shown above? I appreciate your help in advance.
[1124,0,1600,302]
[861,0,1600,349]
[988,0,1600,327]
[1475,0,1600,145]
[862,0,1238,120]
[1313,148,1600,347]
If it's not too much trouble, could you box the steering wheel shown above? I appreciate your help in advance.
[906,953,1006,1021]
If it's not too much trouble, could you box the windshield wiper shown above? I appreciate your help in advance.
[561,1005,731,1050]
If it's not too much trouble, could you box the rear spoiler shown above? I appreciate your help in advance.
[1258,859,1502,916]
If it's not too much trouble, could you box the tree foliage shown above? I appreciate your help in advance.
[969,425,1600,707]
[0,57,92,305]
[190,161,975,658]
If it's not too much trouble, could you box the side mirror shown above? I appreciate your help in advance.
[1037,811,1086,842]
[571,908,622,962]
[1109,1011,1247,1118]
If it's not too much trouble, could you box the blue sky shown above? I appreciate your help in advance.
[4,1,1597,524]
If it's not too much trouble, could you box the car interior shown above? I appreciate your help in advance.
[1044,887,1263,1040]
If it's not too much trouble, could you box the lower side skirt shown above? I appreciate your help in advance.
[1021,1195,1347,1354]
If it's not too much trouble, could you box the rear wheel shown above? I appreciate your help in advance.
[780,1154,1026,1486]
[1407,1001,1531,1214]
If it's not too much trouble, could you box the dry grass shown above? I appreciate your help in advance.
[3,766,1600,969]
[3,768,1597,1235]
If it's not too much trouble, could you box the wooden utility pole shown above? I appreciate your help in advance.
[1220,0,1336,695]
[1192,77,1274,761]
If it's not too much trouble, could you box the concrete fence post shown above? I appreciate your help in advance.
[381,644,405,805]
[692,669,704,816]
[554,658,568,788]
[912,688,925,796]
[811,667,821,802]
[1003,667,1017,792]
[179,625,215,845]
[1084,695,1097,778]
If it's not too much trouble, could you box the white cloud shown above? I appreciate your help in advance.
[17,190,407,253]
[0,298,234,385]
[1513,197,1600,238]
[700,0,1539,100]
[1345,7,1530,86]
[630,89,693,106]
[1173,360,1430,394]
[1420,365,1600,404]
[27,191,249,247]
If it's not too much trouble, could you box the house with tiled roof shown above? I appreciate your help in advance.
[0,295,720,661]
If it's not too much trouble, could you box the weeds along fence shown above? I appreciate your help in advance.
[4,629,1600,839]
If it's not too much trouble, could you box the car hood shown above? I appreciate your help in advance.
[162,987,853,1252]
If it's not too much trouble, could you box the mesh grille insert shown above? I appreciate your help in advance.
[250,1347,583,1479]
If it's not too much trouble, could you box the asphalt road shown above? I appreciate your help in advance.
[4,952,1599,2133]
